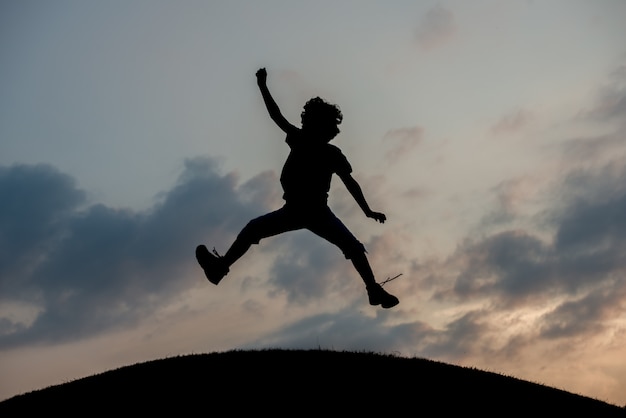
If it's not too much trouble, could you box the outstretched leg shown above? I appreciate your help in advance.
[223,207,301,267]
[221,235,253,268]
[198,206,301,285]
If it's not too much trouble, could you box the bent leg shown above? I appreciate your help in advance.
[305,207,373,285]
[305,207,399,307]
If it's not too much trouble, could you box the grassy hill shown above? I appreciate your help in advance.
[1,349,623,416]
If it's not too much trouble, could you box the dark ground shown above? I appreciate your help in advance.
[1,349,624,416]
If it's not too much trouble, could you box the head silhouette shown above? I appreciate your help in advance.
[301,97,343,142]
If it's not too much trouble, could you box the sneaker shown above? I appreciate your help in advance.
[367,283,399,309]
[195,245,229,285]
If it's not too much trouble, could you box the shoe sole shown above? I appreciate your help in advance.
[368,293,400,309]
[381,298,399,309]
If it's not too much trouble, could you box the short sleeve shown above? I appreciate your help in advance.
[330,145,352,175]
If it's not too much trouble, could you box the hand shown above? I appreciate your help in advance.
[368,211,386,224]
[256,68,267,85]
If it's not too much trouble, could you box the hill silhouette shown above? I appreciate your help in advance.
[1,349,623,415]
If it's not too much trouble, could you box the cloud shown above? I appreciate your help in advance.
[267,231,352,305]
[490,108,533,136]
[559,63,626,177]
[414,5,457,50]
[561,132,626,167]
[449,194,625,306]
[555,185,626,257]
[238,170,281,209]
[539,284,625,339]
[428,157,626,346]
[264,215,406,307]
[0,164,85,278]
[244,308,432,353]
[0,158,277,348]
[483,176,539,224]
[0,157,399,349]
[428,310,497,359]
[583,64,626,122]
[412,66,626,376]
[442,230,555,302]
[443,65,626,311]
[245,302,493,362]
[383,126,423,164]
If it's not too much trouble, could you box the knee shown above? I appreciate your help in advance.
[342,241,367,260]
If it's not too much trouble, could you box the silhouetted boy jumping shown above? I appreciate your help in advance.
[196,68,399,308]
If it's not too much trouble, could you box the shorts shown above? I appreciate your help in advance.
[239,203,366,259]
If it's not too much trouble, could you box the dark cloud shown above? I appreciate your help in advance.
[434,160,626,342]
[447,230,556,301]
[0,158,276,348]
[0,164,85,291]
[539,283,625,339]
[555,190,626,256]
[447,197,625,305]
[417,310,491,360]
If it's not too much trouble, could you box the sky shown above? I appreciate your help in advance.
[1,0,626,406]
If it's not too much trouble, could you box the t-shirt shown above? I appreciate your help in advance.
[280,130,352,205]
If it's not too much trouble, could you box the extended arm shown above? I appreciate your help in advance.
[339,172,386,223]
[256,68,297,134]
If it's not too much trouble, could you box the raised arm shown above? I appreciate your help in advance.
[339,172,387,223]
[256,68,297,134]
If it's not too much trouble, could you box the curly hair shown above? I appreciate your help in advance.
[301,97,343,139]
[303,96,342,122]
